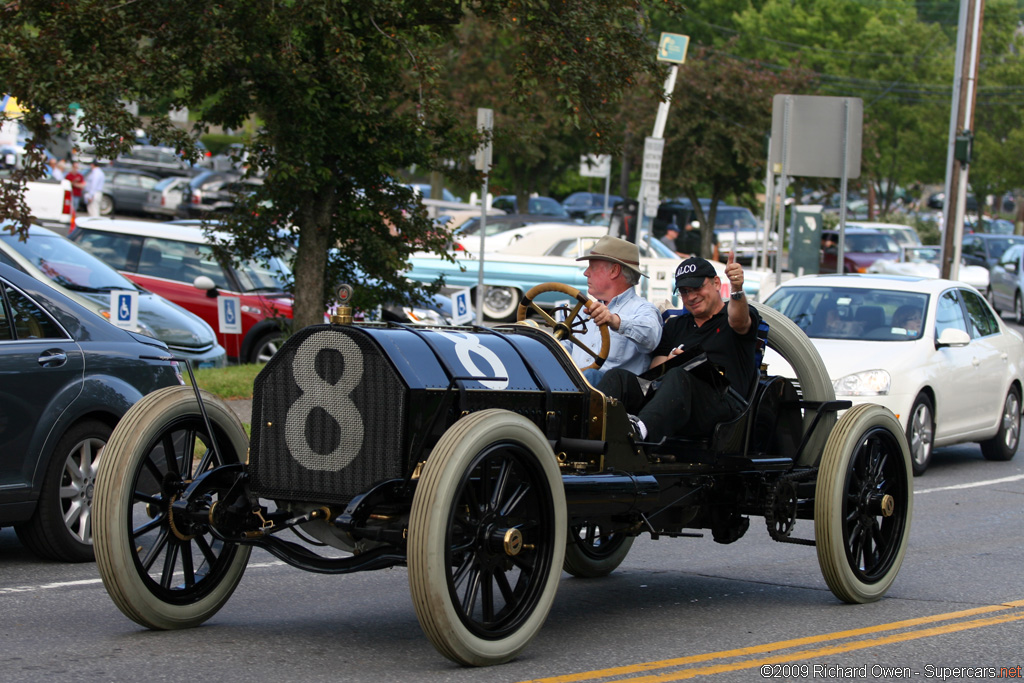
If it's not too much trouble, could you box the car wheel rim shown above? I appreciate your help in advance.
[908,403,932,467]
[61,436,105,545]
[483,287,516,318]
[1003,392,1021,450]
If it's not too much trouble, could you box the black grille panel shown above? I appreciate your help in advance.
[249,326,406,504]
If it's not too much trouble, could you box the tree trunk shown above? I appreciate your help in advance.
[291,190,336,330]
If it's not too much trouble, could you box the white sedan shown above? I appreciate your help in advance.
[867,245,989,291]
[763,274,1024,475]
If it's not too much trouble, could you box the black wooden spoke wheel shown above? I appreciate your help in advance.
[94,387,251,629]
[815,404,912,603]
[563,521,634,578]
[409,410,566,666]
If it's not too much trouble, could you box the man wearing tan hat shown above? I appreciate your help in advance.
[571,235,662,383]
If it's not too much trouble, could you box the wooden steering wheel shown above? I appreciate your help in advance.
[516,282,610,371]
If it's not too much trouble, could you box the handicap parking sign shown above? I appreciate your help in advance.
[110,290,138,329]
[450,288,473,325]
[218,296,242,334]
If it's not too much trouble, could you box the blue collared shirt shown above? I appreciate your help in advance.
[568,287,663,375]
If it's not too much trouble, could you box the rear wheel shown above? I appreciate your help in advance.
[815,404,912,604]
[408,409,566,666]
[563,521,634,578]
[980,387,1021,461]
[906,393,935,476]
[93,386,251,630]
[753,303,837,466]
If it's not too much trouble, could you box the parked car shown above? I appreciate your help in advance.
[70,218,293,363]
[70,218,459,362]
[965,216,1015,235]
[986,242,1024,322]
[98,167,163,216]
[142,175,191,217]
[820,227,901,273]
[962,233,1024,271]
[847,221,922,249]
[176,170,262,219]
[561,191,623,219]
[0,222,227,368]
[867,245,988,291]
[0,262,182,561]
[114,144,196,177]
[711,205,778,266]
[763,274,1024,474]
[491,195,571,219]
[454,215,576,252]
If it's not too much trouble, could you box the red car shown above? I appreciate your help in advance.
[819,227,901,274]
[70,218,293,363]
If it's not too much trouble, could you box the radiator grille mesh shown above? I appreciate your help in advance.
[249,326,406,504]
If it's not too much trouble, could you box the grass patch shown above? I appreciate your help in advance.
[186,363,261,400]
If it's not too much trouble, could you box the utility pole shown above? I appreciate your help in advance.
[941,0,984,280]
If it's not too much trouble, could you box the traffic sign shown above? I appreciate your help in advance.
[218,296,242,334]
[642,137,665,182]
[579,154,611,178]
[658,34,689,64]
[110,290,138,329]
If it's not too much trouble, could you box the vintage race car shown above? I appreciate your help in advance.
[92,282,913,667]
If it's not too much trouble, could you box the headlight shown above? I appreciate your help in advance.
[833,370,890,396]
[719,238,733,249]
[404,306,448,325]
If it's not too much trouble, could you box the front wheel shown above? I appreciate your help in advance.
[980,387,1021,461]
[408,409,566,666]
[16,419,112,562]
[93,386,252,630]
[906,393,935,476]
[1015,293,1024,325]
[99,194,114,216]
[248,330,284,364]
[815,404,912,604]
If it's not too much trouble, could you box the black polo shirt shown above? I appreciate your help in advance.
[653,304,760,398]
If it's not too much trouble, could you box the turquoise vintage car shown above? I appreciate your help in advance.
[406,224,769,321]
[406,225,685,321]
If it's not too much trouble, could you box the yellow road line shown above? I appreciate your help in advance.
[523,599,1024,683]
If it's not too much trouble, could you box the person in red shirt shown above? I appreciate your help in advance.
[65,161,86,212]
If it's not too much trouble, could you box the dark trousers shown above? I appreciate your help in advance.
[597,366,740,442]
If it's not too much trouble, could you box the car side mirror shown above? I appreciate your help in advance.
[193,275,218,297]
[936,327,970,348]
[1004,262,1017,273]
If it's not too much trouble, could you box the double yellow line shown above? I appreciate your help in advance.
[523,599,1024,682]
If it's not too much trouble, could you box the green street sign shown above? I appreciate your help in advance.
[658,33,689,64]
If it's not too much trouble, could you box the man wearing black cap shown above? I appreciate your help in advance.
[571,235,662,382]
[596,252,760,442]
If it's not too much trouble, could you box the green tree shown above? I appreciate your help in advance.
[658,44,811,259]
[1,0,668,327]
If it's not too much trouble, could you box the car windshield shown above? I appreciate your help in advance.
[235,251,293,292]
[904,247,940,264]
[985,237,1023,260]
[712,208,759,232]
[764,285,930,341]
[1,232,139,292]
[845,233,900,254]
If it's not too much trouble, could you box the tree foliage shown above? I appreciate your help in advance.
[1,0,669,327]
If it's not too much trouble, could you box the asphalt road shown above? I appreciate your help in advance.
[2,443,1023,682]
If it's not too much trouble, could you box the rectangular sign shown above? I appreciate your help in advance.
[658,33,690,64]
[579,154,611,178]
[450,288,473,325]
[770,95,863,179]
[110,290,138,329]
[217,295,243,334]
[642,137,665,182]
[475,108,494,172]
